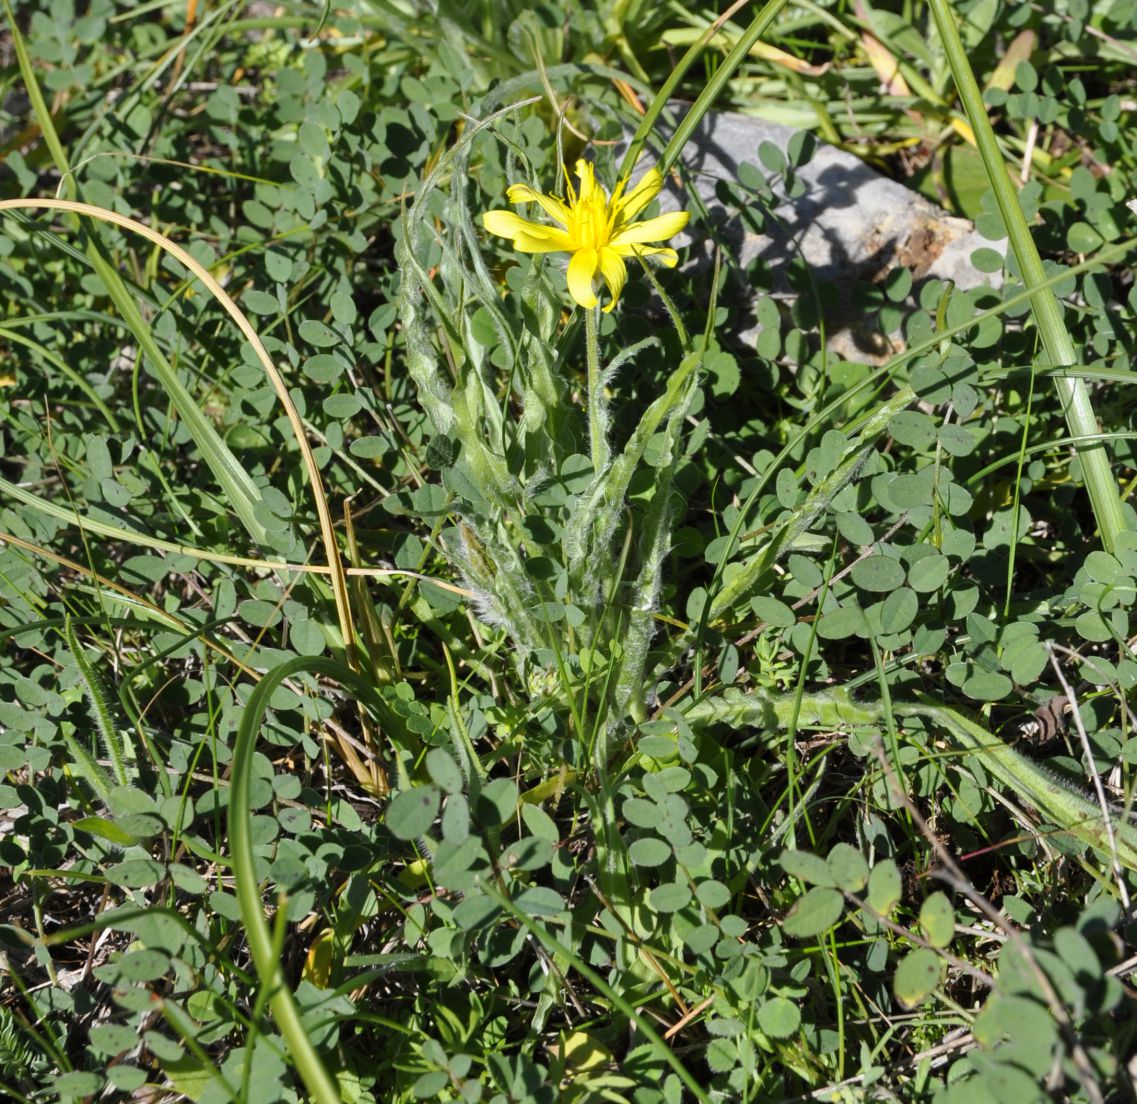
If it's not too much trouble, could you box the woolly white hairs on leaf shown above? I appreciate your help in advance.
[522,465,553,501]
[450,524,539,648]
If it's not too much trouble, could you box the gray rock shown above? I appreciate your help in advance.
[635,110,1004,362]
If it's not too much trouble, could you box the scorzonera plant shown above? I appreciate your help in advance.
[398,106,704,741]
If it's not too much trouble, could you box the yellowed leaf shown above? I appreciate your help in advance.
[860,31,910,96]
[660,28,828,76]
[302,927,335,988]
[987,29,1036,93]
[950,117,977,147]
[853,0,909,96]
[749,40,829,77]
[557,1031,612,1072]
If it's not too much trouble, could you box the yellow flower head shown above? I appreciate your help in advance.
[482,160,690,313]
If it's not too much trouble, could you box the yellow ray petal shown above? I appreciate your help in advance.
[610,209,689,247]
[506,182,571,226]
[512,230,575,253]
[615,167,664,222]
[575,160,602,205]
[628,244,679,268]
[483,210,573,251]
[598,248,627,312]
[483,209,541,238]
[566,247,599,309]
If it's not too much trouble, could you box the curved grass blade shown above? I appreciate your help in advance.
[229,655,396,1104]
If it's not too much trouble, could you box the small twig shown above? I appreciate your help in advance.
[845,890,995,990]
[1107,952,1137,979]
[1047,643,1132,917]
[786,1027,975,1102]
[1020,118,1038,185]
[870,737,1105,1104]
[663,995,714,1040]
[583,875,689,1015]
[954,923,1008,943]
[530,937,588,1019]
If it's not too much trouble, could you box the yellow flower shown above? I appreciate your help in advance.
[482,159,689,312]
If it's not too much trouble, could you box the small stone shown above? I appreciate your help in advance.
[628,111,1005,362]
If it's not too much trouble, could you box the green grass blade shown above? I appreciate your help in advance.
[230,656,388,1104]
[62,615,129,788]
[2,1,268,547]
[0,325,121,432]
[482,882,714,1104]
[684,689,1137,871]
[619,0,791,179]
[0,475,281,572]
[928,0,1129,553]
[657,0,791,176]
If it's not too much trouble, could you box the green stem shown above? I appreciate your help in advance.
[685,688,1137,871]
[585,306,609,473]
[928,0,1128,554]
[63,615,129,788]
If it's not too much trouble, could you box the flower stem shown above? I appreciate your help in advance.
[585,306,609,473]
